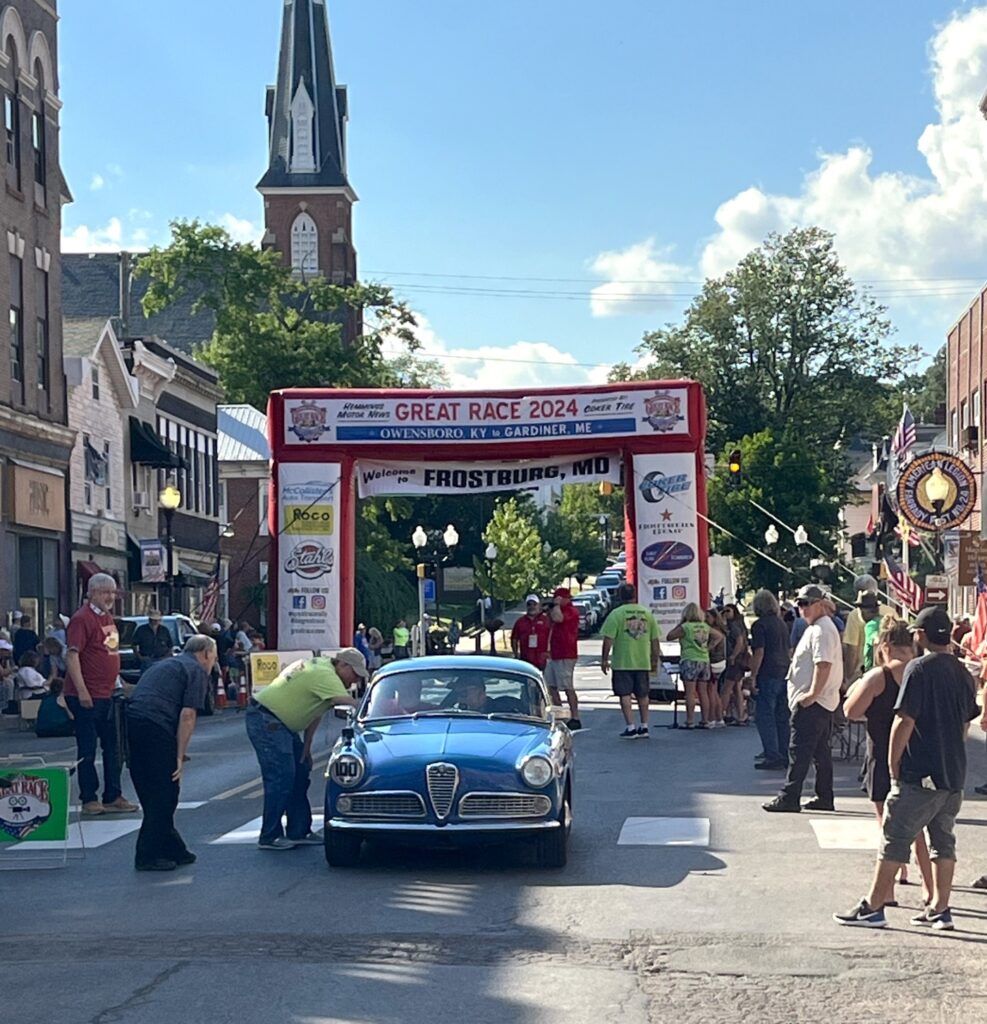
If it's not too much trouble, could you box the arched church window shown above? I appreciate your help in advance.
[291,213,319,275]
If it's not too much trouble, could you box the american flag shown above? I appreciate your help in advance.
[892,404,917,459]
[893,523,920,547]
[195,557,221,625]
[884,553,923,612]
[970,563,987,656]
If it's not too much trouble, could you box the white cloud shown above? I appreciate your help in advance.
[592,6,987,336]
[61,217,124,253]
[219,213,263,245]
[381,312,611,390]
[589,239,693,317]
[89,173,104,191]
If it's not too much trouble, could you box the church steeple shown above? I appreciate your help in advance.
[258,0,358,287]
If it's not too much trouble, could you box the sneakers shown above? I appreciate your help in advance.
[135,859,177,872]
[834,898,887,928]
[803,798,835,812]
[762,797,800,813]
[972,875,987,890]
[258,837,297,850]
[974,783,987,796]
[636,726,649,739]
[102,797,139,814]
[754,759,787,770]
[81,801,105,816]
[569,719,582,731]
[619,726,639,739]
[911,906,954,931]
[288,831,324,846]
[174,851,197,866]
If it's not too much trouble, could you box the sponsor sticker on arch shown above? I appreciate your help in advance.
[278,463,341,649]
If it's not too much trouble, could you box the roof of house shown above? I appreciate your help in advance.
[257,0,351,191]
[62,253,216,356]
[218,404,270,463]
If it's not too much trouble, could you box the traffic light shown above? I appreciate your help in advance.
[727,448,742,490]
[599,481,614,496]
[416,562,437,580]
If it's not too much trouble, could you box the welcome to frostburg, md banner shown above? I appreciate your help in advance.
[355,452,622,498]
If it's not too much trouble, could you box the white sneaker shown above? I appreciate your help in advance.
[258,837,297,851]
[289,831,324,846]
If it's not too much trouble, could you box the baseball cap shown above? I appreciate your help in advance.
[0,639,11,652]
[525,594,540,605]
[58,614,70,628]
[853,574,878,594]
[553,587,571,599]
[333,647,368,680]
[210,623,221,633]
[795,584,827,603]
[149,609,162,620]
[912,606,951,644]
[856,592,879,609]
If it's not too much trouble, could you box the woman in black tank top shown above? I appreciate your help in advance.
[844,617,933,905]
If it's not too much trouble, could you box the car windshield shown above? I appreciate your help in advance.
[363,668,546,720]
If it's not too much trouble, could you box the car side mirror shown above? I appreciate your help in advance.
[550,703,570,722]
[333,706,352,721]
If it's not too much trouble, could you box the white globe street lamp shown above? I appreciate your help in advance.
[794,524,809,547]
[443,524,459,549]
[764,524,779,546]
[485,542,498,561]
[412,525,428,550]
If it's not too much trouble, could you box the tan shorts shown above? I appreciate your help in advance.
[545,659,577,692]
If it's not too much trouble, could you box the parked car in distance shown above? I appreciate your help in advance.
[593,575,623,596]
[571,597,598,635]
[582,589,609,615]
[115,614,215,714]
[324,656,574,869]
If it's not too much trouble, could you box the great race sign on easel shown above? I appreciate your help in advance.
[267,382,708,649]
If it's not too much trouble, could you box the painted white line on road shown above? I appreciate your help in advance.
[210,758,328,802]
[810,818,878,850]
[5,819,141,852]
[209,813,325,845]
[617,817,710,847]
[68,802,205,812]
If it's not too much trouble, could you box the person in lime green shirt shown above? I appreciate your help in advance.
[601,583,661,739]
[392,620,411,660]
[246,650,363,850]
[668,603,724,729]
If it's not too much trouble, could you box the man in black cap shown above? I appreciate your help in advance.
[835,605,980,930]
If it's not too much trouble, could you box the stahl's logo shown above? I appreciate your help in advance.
[642,392,685,433]
[638,471,690,504]
[284,542,335,580]
[0,773,52,840]
[288,401,330,443]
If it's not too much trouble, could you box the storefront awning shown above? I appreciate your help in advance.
[129,417,186,469]
[76,560,104,585]
[178,561,213,585]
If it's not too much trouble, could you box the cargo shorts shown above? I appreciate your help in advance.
[880,781,963,863]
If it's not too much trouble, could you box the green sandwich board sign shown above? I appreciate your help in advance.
[0,768,70,844]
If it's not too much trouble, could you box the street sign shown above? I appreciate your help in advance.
[423,579,436,603]
[958,532,987,586]
[924,574,949,605]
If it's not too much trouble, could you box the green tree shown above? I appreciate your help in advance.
[899,344,946,425]
[708,430,839,592]
[542,484,622,575]
[611,227,915,456]
[473,499,575,603]
[137,220,418,409]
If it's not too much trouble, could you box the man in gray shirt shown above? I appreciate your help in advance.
[126,635,217,871]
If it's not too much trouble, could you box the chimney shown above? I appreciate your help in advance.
[119,251,131,337]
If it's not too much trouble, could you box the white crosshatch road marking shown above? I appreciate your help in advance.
[809,818,879,850]
[617,817,710,847]
[5,819,142,852]
[210,813,325,845]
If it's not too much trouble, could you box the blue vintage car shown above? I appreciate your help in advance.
[324,655,573,868]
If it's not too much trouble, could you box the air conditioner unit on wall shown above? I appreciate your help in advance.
[133,490,150,510]
[963,425,979,450]
[90,523,116,549]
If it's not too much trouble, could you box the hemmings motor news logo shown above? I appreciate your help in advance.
[284,542,335,580]
[288,402,330,443]
[638,471,690,504]
[0,773,52,840]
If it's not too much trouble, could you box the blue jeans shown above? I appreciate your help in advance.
[245,705,312,844]
[754,676,790,763]
[65,696,122,805]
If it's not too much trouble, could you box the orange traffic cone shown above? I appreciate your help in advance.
[215,674,228,710]
[237,678,248,709]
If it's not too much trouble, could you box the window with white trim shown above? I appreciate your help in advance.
[258,481,269,536]
[290,213,319,275]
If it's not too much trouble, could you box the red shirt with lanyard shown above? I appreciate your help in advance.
[512,613,551,669]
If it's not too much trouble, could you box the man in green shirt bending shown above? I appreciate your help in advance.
[601,583,661,739]
[245,650,364,850]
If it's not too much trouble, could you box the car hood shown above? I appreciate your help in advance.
[356,716,547,762]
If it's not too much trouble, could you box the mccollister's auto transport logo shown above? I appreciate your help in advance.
[896,451,977,532]
[642,392,685,433]
[0,773,52,840]
[288,402,330,443]
[284,542,335,580]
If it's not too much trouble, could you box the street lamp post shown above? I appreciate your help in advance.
[438,524,459,631]
[764,524,779,546]
[924,468,951,572]
[599,514,609,554]
[481,542,498,654]
[412,525,428,657]
[159,482,182,614]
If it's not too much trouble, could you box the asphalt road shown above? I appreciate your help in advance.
[4,640,987,1023]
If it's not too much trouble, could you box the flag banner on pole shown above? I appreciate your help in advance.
[883,553,923,612]
[894,524,920,547]
[892,404,917,459]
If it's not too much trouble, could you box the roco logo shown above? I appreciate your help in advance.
[284,542,335,580]
[283,505,334,535]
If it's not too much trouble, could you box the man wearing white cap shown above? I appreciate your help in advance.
[245,650,363,850]
[511,595,550,672]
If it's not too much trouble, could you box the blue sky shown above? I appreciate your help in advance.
[59,1,987,388]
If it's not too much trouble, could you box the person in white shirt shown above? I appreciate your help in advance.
[14,650,48,699]
[763,584,844,813]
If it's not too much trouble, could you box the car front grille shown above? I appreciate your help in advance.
[425,763,459,819]
[458,793,553,818]
[343,793,426,819]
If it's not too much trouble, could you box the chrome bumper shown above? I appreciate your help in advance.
[328,818,560,832]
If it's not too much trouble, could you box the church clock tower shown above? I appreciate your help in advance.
[258,0,357,287]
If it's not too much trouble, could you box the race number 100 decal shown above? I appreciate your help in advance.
[277,462,341,650]
[633,452,701,636]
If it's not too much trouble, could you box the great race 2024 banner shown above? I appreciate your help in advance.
[277,462,341,651]
[633,452,702,637]
[356,453,622,498]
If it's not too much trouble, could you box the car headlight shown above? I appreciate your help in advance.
[330,753,365,788]
[520,755,554,788]
[336,795,353,813]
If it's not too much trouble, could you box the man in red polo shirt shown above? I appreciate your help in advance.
[65,573,137,816]
[511,595,550,671]
[547,587,582,730]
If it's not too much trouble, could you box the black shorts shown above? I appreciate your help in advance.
[612,670,650,699]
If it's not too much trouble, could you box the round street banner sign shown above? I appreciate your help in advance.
[896,451,977,532]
